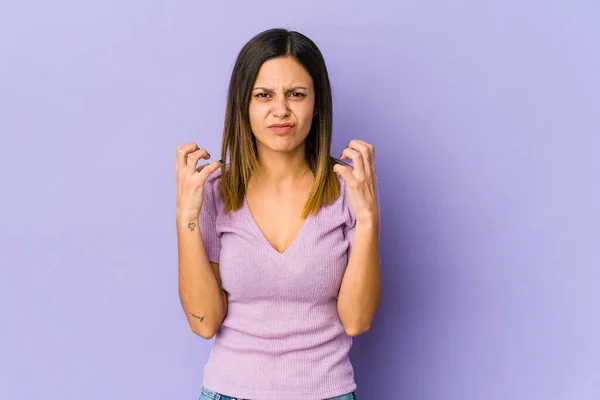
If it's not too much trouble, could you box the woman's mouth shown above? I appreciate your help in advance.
[269,123,295,134]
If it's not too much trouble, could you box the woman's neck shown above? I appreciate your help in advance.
[252,147,313,188]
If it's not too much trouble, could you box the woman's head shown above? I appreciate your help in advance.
[249,56,316,158]
[219,28,341,216]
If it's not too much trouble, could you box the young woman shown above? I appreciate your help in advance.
[175,28,381,400]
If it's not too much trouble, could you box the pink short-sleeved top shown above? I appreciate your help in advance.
[199,167,357,400]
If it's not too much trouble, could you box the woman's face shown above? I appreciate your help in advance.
[249,56,316,154]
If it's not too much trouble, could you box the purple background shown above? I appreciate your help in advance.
[1,1,599,399]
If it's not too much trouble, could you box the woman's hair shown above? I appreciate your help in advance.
[217,28,346,218]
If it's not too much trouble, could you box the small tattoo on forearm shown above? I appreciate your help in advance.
[188,222,196,231]
[191,313,204,322]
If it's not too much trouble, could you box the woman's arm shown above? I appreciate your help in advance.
[177,211,228,339]
[334,139,382,337]
[336,217,382,336]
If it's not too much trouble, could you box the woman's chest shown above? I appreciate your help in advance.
[216,209,350,303]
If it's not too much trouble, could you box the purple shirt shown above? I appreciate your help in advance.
[199,167,357,400]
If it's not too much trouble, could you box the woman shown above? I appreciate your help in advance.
[175,28,381,400]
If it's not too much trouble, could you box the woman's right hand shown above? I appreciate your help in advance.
[175,142,222,219]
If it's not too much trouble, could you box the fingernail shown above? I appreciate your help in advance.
[219,159,224,164]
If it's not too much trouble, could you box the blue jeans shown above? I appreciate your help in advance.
[199,385,358,400]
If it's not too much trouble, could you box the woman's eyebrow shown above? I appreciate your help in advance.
[252,86,308,91]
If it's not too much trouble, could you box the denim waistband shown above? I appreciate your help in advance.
[200,386,357,400]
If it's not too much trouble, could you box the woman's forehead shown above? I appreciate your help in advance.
[254,58,313,88]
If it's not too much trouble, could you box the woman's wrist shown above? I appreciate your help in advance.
[176,209,200,224]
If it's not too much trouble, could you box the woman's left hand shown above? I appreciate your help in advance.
[333,139,380,223]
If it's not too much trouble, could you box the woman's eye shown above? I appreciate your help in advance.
[254,92,305,98]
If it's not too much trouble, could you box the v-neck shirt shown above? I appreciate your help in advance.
[242,191,316,261]
[198,167,357,400]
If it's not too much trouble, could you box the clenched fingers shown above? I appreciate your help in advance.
[175,142,199,171]
[186,148,211,175]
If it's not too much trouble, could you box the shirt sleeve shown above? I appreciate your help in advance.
[199,177,221,264]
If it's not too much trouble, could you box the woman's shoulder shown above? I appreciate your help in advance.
[315,172,353,220]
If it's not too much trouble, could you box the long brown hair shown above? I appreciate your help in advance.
[217,28,347,218]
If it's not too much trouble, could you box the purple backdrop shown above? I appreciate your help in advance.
[1,1,599,399]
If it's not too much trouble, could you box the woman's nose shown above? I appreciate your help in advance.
[272,96,290,118]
